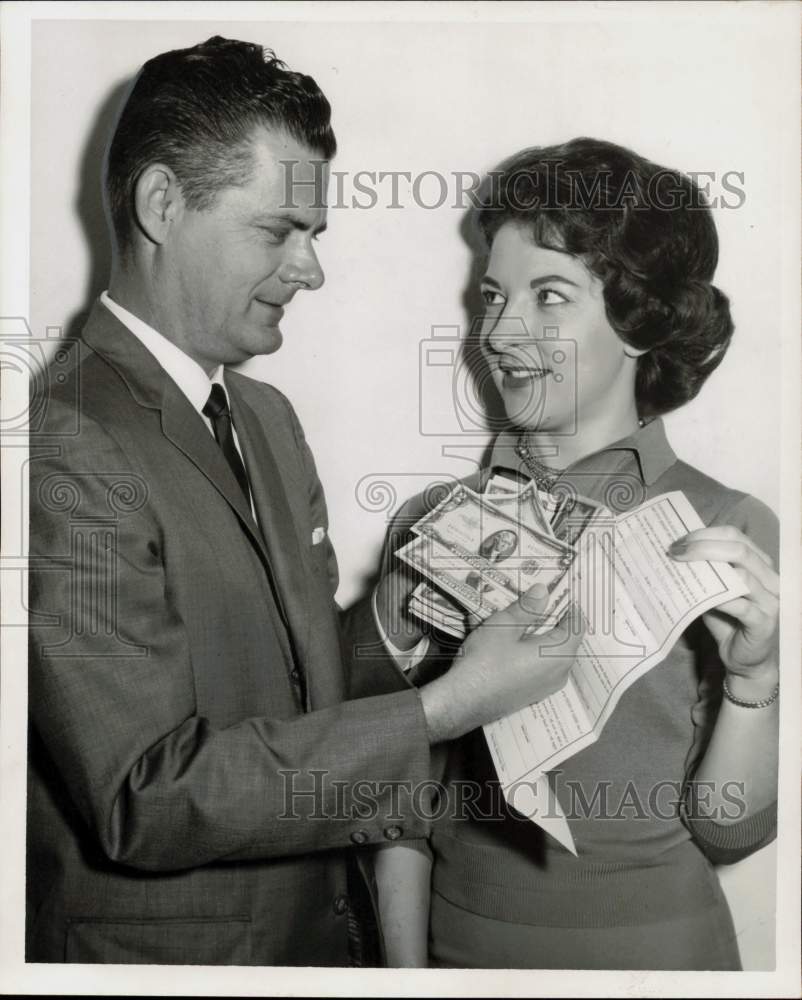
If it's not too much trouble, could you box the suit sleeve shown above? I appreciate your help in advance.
[681,493,779,864]
[29,398,434,873]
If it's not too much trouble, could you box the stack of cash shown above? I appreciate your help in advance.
[397,475,602,640]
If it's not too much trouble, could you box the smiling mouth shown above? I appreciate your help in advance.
[500,367,551,378]
[497,363,552,388]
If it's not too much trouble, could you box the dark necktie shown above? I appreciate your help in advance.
[203,383,251,504]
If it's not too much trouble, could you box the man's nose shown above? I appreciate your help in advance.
[281,243,325,292]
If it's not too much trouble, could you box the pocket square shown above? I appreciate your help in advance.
[311,526,327,545]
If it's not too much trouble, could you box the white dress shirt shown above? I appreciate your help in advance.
[101,291,230,437]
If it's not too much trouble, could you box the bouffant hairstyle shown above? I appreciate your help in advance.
[105,36,336,253]
[476,138,734,418]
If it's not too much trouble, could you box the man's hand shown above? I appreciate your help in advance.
[419,583,583,743]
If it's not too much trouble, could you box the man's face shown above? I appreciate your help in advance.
[165,128,328,372]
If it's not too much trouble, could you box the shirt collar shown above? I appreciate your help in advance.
[100,291,226,416]
[488,417,677,489]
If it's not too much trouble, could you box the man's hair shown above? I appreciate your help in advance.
[475,137,734,419]
[104,36,336,251]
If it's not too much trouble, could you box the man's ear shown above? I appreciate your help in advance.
[133,164,183,245]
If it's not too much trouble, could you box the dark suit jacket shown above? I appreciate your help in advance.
[27,302,430,965]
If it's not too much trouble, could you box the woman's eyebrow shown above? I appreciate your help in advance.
[530,274,581,289]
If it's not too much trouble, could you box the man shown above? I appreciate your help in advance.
[27,36,578,966]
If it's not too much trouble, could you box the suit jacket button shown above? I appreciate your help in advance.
[332,894,349,916]
[383,825,403,841]
[290,668,301,683]
[350,830,369,845]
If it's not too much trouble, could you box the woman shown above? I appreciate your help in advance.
[373,138,779,970]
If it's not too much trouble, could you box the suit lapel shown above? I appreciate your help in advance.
[159,382,264,543]
[81,303,283,609]
[228,386,312,673]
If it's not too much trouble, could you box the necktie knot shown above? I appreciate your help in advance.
[203,382,230,421]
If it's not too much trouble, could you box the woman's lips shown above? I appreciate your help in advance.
[501,368,551,390]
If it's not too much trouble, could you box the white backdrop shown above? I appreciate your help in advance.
[27,6,795,975]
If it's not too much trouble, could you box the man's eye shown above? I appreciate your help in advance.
[481,288,505,307]
[261,228,288,245]
[537,288,567,305]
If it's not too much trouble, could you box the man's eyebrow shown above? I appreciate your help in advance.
[253,213,327,235]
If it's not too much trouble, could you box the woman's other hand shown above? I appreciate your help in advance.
[670,526,779,695]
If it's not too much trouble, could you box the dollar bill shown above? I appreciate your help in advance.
[408,582,472,639]
[486,474,519,494]
[548,492,607,547]
[398,484,574,619]
[487,474,565,532]
[484,479,556,539]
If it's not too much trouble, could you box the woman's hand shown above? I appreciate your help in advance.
[670,525,779,692]
[375,567,426,652]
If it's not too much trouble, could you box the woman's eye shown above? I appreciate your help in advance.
[481,288,505,307]
[537,287,567,306]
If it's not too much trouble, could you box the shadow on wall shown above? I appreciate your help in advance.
[64,77,134,342]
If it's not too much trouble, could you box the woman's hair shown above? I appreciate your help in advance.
[475,137,734,418]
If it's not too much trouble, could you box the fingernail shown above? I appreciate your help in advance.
[669,540,687,555]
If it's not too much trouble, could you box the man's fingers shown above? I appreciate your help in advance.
[550,602,586,644]
[567,601,586,637]
[516,581,549,616]
[522,601,584,644]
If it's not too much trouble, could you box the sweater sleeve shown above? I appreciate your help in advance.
[680,492,779,865]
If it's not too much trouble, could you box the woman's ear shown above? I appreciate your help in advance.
[623,343,649,359]
[133,163,183,246]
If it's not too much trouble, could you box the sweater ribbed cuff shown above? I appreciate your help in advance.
[683,793,777,865]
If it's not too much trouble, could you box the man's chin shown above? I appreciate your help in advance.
[248,323,283,357]
[262,326,284,355]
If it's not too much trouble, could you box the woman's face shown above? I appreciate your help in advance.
[479,222,641,436]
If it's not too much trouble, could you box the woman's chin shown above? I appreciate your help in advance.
[507,411,554,434]
[500,392,559,432]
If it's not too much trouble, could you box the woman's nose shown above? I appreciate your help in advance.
[486,314,535,355]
